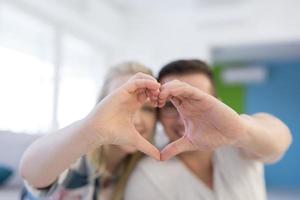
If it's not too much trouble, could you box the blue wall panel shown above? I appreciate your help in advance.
[246,60,300,189]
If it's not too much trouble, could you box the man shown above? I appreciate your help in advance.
[124,59,292,200]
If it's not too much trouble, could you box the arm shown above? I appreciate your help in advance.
[158,80,292,163]
[19,73,160,188]
[19,120,95,189]
[237,113,292,163]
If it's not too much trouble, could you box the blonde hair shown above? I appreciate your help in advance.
[89,61,155,200]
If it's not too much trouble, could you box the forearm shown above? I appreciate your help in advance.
[19,119,100,188]
[236,113,292,163]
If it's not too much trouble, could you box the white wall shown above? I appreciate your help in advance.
[2,0,300,72]
[1,0,124,52]
[0,0,127,131]
[109,0,300,73]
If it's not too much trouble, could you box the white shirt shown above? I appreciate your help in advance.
[125,146,266,200]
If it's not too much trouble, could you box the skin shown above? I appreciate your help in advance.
[159,74,215,146]
[20,71,292,191]
[19,72,160,188]
[104,75,157,173]
[158,74,217,188]
[93,74,157,199]
[158,73,292,188]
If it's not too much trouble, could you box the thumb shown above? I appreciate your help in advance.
[170,96,181,107]
[170,97,184,114]
[134,132,160,161]
[160,136,195,161]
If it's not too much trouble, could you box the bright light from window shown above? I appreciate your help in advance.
[57,34,106,128]
[0,47,54,133]
[0,3,107,133]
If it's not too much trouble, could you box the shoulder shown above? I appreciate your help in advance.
[214,146,265,192]
[215,146,263,170]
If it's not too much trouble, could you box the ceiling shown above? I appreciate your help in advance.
[101,0,247,12]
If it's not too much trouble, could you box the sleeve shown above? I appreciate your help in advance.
[214,146,266,200]
[216,146,264,175]
[24,156,92,199]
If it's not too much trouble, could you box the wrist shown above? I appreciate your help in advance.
[74,118,105,152]
[233,114,253,148]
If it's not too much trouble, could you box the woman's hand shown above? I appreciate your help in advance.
[83,73,161,160]
[20,73,160,189]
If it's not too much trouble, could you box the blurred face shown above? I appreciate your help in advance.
[159,73,214,143]
[107,74,157,154]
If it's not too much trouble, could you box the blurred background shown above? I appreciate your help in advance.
[0,0,299,199]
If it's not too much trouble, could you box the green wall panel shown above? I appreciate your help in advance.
[213,66,246,114]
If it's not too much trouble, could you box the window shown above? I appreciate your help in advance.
[0,3,108,134]
[0,4,55,133]
[57,34,106,128]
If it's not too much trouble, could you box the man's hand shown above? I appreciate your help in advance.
[84,73,161,160]
[158,80,248,160]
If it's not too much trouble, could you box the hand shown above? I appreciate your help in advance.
[83,73,161,160]
[158,80,248,160]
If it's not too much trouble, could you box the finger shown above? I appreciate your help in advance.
[126,79,160,93]
[170,96,182,107]
[168,96,186,114]
[137,89,148,103]
[132,73,160,104]
[158,81,189,107]
[150,89,160,105]
[158,80,185,107]
[145,89,151,100]
[134,133,160,161]
[150,89,160,97]
[146,90,158,107]
[146,89,159,100]
[160,136,196,161]
[138,87,159,107]
[159,82,206,108]
[160,82,194,100]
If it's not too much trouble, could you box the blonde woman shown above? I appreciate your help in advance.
[20,62,160,200]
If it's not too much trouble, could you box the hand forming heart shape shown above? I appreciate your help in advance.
[84,73,248,161]
[157,80,248,161]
